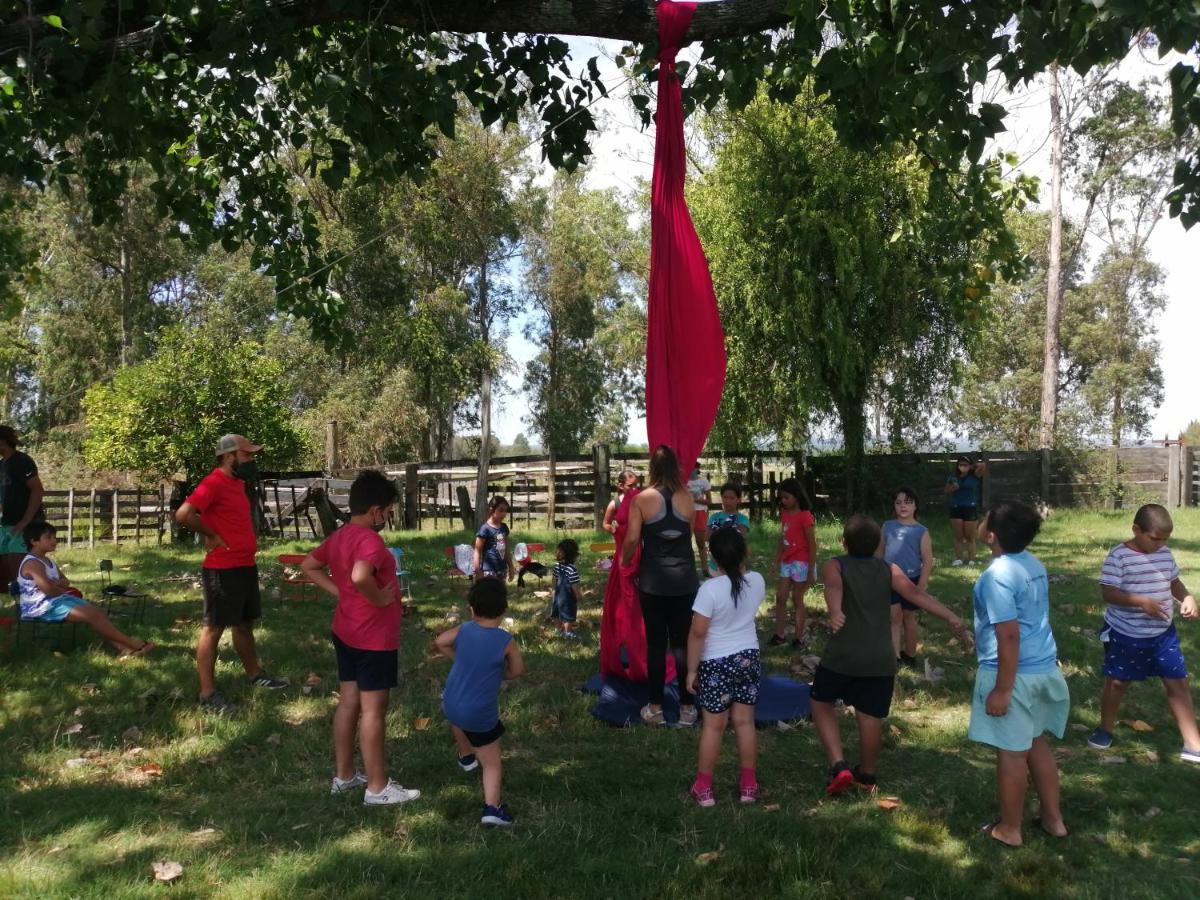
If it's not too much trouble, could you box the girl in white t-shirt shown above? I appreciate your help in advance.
[686,529,766,807]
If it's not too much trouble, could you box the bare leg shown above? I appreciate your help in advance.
[1163,678,1200,749]
[793,583,808,639]
[65,604,142,653]
[731,703,757,771]
[196,625,224,697]
[855,712,884,775]
[963,521,979,562]
[902,609,920,658]
[810,700,845,765]
[333,681,361,781]
[991,749,1029,847]
[774,579,789,638]
[1099,678,1129,733]
[358,688,390,793]
[950,519,965,560]
[474,739,503,807]
[230,623,262,678]
[695,531,709,573]
[890,603,903,658]
[1027,737,1067,836]
[697,708,728,776]
[451,725,474,757]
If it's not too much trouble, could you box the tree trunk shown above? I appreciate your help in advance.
[475,258,492,527]
[1040,61,1065,450]
[548,448,557,529]
[838,398,869,513]
[1112,387,1123,448]
[119,238,132,368]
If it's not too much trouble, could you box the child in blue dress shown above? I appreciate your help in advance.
[436,579,525,826]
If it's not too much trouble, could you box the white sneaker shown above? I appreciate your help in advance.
[951,559,964,568]
[330,771,367,794]
[363,780,421,806]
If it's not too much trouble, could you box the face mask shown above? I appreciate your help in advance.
[370,516,387,533]
[232,460,259,482]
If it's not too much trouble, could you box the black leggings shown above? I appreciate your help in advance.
[640,589,697,705]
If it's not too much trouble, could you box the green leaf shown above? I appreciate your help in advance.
[42,14,64,30]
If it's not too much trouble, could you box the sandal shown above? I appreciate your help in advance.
[639,704,665,726]
[1032,816,1070,839]
[979,821,1021,848]
[121,641,157,658]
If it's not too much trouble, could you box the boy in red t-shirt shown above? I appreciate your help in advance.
[772,478,817,649]
[302,470,421,807]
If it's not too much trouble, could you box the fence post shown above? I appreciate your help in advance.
[326,421,340,473]
[1168,443,1182,508]
[592,444,611,531]
[158,485,165,545]
[89,488,96,548]
[111,491,120,543]
[404,463,419,529]
[66,488,75,548]
[979,450,991,509]
[1186,445,1196,507]
[135,488,143,544]
[1040,448,1051,506]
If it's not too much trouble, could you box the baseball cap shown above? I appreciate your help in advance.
[215,434,263,456]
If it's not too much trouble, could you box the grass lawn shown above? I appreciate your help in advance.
[3,509,1200,898]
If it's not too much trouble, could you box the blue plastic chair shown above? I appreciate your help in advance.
[389,547,413,600]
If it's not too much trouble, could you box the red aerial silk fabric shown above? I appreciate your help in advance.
[644,0,727,477]
[599,488,675,683]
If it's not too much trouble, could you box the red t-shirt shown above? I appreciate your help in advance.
[780,508,815,563]
[185,468,257,569]
[312,524,401,651]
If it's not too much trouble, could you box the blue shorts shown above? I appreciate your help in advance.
[889,572,920,612]
[968,668,1070,752]
[778,561,809,583]
[23,596,87,623]
[1101,624,1188,681]
[696,649,762,713]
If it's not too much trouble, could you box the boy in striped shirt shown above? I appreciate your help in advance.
[1088,504,1200,763]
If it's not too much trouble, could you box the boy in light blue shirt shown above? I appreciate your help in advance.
[969,500,1069,849]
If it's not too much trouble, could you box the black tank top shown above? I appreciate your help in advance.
[638,487,699,596]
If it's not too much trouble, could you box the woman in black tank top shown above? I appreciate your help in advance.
[621,445,699,726]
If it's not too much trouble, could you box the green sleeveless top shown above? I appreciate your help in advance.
[821,556,897,677]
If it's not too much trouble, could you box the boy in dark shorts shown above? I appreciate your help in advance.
[176,433,288,712]
[302,470,421,806]
[811,515,970,794]
[436,579,525,826]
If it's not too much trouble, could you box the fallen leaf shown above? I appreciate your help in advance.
[902,698,919,710]
[63,723,84,735]
[53,651,65,659]
[190,827,218,837]
[291,823,308,831]
[305,672,322,686]
[1145,807,1162,818]
[151,860,183,883]
[64,758,88,769]
[413,717,431,731]
[72,707,83,717]
[81,683,99,695]
[1069,626,1082,634]
[265,733,282,746]
[1128,719,1154,733]
[1099,755,1126,765]
[1142,750,1160,763]
[533,591,550,599]
[134,763,164,777]
[122,726,142,742]
[125,746,145,757]
[877,797,903,811]
[889,724,902,738]
[694,847,724,865]
[763,803,781,812]
[48,846,64,854]
[1069,723,1088,732]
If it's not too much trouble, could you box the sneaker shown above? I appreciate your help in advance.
[559,630,580,640]
[690,785,716,808]
[791,635,809,651]
[330,772,367,794]
[739,784,758,804]
[1181,747,1200,764]
[951,559,964,568]
[198,690,237,715]
[640,704,665,726]
[481,803,515,826]
[851,766,878,793]
[768,634,789,647]
[363,780,421,806]
[458,754,479,772]
[248,671,290,690]
[826,762,854,796]
[678,705,698,727]
[899,653,918,671]
[1087,727,1114,750]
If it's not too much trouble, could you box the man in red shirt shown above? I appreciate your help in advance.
[176,434,288,713]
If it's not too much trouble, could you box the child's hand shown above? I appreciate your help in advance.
[686,671,697,695]
[829,609,846,632]
[507,567,516,583]
[1137,596,1170,620]
[203,533,228,552]
[1181,596,1199,619]
[985,687,1011,717]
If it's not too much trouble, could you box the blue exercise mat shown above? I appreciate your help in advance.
[581,672,810,727]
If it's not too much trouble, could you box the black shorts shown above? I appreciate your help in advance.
[462,720,505,748]
[890,572,921,612]
[332,632,399,692]
[201,566,262,627]
[949,505,979,522]
[810,666,895,719]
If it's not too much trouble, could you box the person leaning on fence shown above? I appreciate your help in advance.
[175,434,288,714]
[0,425,45,589]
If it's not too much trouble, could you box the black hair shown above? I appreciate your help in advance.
[708,529,749,606]
[985,500,1042,553]
[557,538,580,564]
[891,486,920,512]
[843,515,881,557]
[956,455,973,466]
[0,425,17,449]
[24,521,56,548]
[487,495,510,512]
[776,477,812,511]
[719,482,742,498]
[468,577,508,618]
[348,469,399,515]
[648,445,683,494]
[1133,503,1173,535]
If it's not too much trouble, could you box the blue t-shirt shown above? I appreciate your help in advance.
[948,473,981,508]
[476,521,509,574]
[973,551,1058,675]
[707,511,750,533]
[882,520,927,579]
[442,621,513,732]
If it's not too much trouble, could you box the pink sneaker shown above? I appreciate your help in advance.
[740,784,758,804]
[690,785,716,808]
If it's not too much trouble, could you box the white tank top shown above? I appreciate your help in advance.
[17,553,61,619]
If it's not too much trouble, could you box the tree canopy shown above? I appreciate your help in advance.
[1,2,1197,333]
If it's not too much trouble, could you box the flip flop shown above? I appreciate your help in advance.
[979,821,1022,848]
[1032,816,1070,839]
[128,641,157,657]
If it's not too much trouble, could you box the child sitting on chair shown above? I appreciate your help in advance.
[17,522,155,656]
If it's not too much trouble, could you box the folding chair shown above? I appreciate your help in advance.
[277,553,318,600]
[389,547,414,600]
[10,579,79,649]
[98,559,148,624]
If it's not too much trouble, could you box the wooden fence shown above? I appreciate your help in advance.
[42,487,170,547]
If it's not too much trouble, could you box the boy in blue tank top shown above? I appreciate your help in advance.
[880,487,933,668]
[436,578,525,826]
